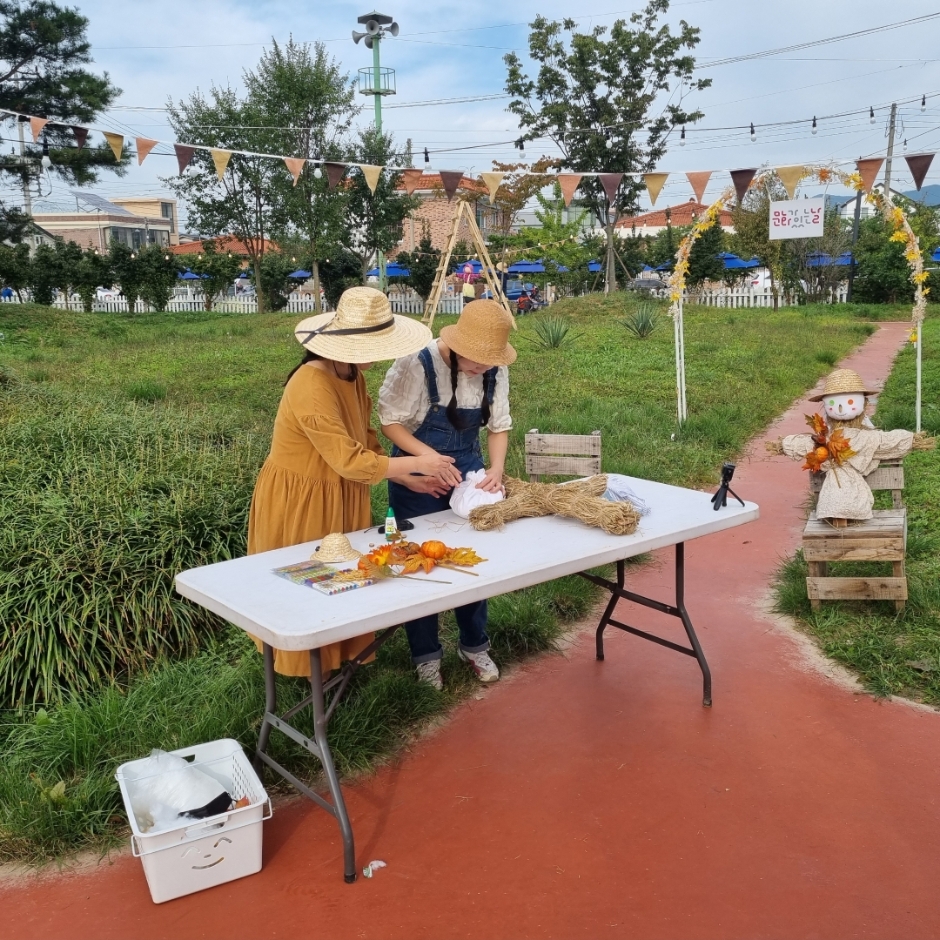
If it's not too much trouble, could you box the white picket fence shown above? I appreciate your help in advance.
[646,285,849,308]
[388,293,463,315]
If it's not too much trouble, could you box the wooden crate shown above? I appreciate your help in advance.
[525,430,601,482]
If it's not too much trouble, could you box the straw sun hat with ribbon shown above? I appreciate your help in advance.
[295,286,431,363]
[439,299,517,367]
[808,368,879,402]
[314,532,361,563]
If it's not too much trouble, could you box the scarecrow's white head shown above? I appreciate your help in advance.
[823,393,866,421]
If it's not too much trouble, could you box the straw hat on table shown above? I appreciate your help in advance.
[439,299,517,367]
[808,368,879,402]
[295,286,431,363]
[314,533,361,563]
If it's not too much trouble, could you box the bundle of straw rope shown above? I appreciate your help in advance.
[468,474,641,536]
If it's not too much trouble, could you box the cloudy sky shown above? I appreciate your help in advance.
[25,0,940,227]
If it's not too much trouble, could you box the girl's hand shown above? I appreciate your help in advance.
[476,467,505,493]
[416,452,461,486]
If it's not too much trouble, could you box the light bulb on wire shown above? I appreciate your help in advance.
[423,147,432,171]
[517,138,525,154]
[811,116,817,136]
[40,137,51,170]
[679,127,686,147]
[749,122,756,142]
[869,106,875,124]
[313,165,322,179]
[903,139,908,153]
[604,129,613,150]
[921,94,927,112]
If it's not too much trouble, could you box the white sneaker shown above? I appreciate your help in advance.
[457,648,499,683]
[416,660,443,691]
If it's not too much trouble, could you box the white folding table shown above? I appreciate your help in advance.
[176,475,758,882]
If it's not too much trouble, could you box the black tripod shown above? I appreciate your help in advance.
[711,462,745,510]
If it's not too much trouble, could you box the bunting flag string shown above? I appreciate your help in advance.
[1,106,937,208]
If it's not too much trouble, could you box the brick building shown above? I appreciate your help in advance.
[615,198,735,237]
[393,174,492,257]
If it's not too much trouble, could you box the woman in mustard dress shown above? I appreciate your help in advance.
[248,287,459,677]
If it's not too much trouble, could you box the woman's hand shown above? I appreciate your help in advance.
[398,475,451,498]
[416,452,462,486]
[476,466,505,493]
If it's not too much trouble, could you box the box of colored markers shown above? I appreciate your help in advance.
[273,559,373,596]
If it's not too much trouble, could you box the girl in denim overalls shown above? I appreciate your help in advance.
[378,300,516,690]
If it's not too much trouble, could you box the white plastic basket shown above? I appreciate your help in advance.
[116,738,272,904]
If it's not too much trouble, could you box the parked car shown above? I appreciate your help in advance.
[627,278,668,293]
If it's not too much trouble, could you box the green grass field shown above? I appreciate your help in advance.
[0,295,910,861]
[774,316,940,703]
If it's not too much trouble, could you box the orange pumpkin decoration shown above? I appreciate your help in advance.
[814,446,829,461]
[420,540,447,560]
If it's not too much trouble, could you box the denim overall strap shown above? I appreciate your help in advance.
[483,367,497,406]
[417,346,440,405]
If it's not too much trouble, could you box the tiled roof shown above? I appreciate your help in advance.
[169,236,276,256]
[616,199,734,229]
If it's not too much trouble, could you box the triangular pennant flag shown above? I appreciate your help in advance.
[775,165,805,200]
[29,117,48,142]
[686,171,711,204]
[72,126,88,150]
[438,170,463,202]
[599,173,624,203]
[558,174,583,207]
[284,157,305,186]
[480,171,506,202]
[855,158,883,193]
[325,162,346,190]
[210,148,232,180]
[730,168,757,204]
[135,137,158,165]
[359,164,383,194]
[643,172,669,207]
[174,143,196,175]
[402,168,424,195]
[905,153,935,191]
[103,132,124,161]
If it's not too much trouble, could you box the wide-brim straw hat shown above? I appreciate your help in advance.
[808,368,879,402]
[439,299,517,367]
[295,286,431,363]
[314,533,362,563]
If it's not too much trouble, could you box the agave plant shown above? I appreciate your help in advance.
[530,315,580,349]
[622,303,660,339]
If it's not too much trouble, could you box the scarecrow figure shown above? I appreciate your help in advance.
[769,368,934,522]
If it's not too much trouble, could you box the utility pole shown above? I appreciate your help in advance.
[352,11,399,292]
[883,102,898,197]
[16,118,33,233]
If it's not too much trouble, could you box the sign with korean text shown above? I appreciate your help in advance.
[768,197,825,240]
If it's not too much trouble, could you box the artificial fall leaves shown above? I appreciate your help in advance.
[336,540,486,582]
[801,413,856,472]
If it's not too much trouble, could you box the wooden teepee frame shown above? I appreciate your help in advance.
[422,199,515,330]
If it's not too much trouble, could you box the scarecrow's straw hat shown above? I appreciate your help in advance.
[313,533,361,563]
[295,287,431,363]
[439,299,517,367]
[808,368,879,402]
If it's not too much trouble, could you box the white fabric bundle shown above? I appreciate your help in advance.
[450,469,504,518]
[602,474,651,515]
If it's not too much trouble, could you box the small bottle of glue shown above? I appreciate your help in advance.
[384,506,399,543]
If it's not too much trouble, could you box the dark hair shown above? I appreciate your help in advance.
[445,349,491,430]
[285,350,358,386]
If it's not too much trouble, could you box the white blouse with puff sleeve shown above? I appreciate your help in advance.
[378,340,512,435]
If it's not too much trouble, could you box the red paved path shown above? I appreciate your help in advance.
[6,322,937,940]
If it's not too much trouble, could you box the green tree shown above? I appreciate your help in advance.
[251,249,297,312]
[246,39,359,312]
[504,1,709,291]
[26,242,58,305]
[396,234,440,301]
[0,242,30,299]
[109,241,144,313]
[730,175,787,309]
[853,215,911,304]
[137,245,180,312]
[165,86,287,312]
[0,1,127,234]
[72,247,112,312]
[783,209,851,304]
[319,247,362,309]
[188,240,242,310]
[686,221,724,288]
[343,127,417,282]
[51,238,82,299]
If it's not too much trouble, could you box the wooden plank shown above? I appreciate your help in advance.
[802,538,905,561]
[864,465,905,492]
[525,433,602,457]
[525,455,601,477]
[803,509,906,540]
[806,577,908,601]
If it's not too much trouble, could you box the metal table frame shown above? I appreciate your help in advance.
[252,539,709,883]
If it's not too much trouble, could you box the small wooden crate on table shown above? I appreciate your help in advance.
[803,458,907,610]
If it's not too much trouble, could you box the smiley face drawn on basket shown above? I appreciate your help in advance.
[182,836,232,869]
